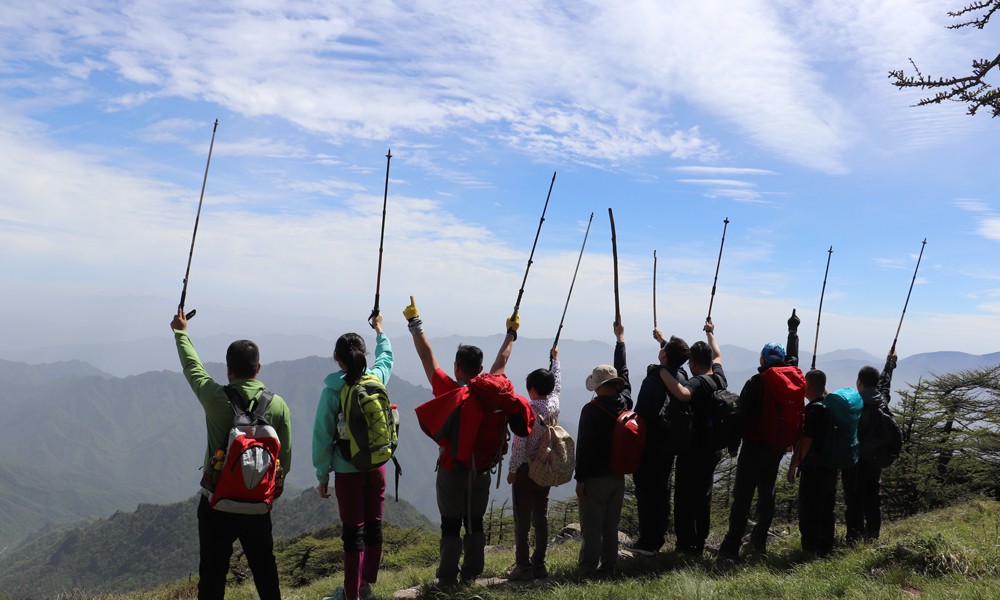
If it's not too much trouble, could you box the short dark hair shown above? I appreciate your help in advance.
[526,368,556,397]
[455,344,484,377]
[664,336,690,369]
[334,332,368,385]
[226,340,260,379]
[805,369,827,392]
[857,366,879,389]
[689,341,712,368]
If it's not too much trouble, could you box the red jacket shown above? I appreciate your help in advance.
[415,372,534,471]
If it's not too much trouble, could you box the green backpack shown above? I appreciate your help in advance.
[812,387,863,469]
[338,373,399,470]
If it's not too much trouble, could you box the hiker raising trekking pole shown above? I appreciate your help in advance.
[552,212,593,360]
[512,171,557,327]
[178,119,219,321]
[369,148,392,329]
[811,246,833,371]
[313,312,395,600]
[890,238,927,357]
[706,218,729,324]
[842,241,924,546]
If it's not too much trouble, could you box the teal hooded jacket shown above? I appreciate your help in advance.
[312,333,393,482]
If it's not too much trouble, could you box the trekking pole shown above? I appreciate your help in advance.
[552,212,594,355]
[511,171,557,318]
[609,207,621,325]
[369,148,392,329]
[706,217,730,323]
[178,119,219,320]
[890,238,927,356]
[811,246,833,371]
[653,250,658,329]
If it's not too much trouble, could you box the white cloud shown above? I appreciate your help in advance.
[674,166,777,176]
[678,179,757,188]
[954,198,990,212]
[0,0,868,172]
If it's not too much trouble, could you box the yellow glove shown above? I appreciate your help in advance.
[403,296,419,321]
[507,312,520,332]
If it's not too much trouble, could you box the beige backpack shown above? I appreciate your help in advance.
[528,416,575,487]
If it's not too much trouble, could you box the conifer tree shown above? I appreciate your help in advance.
[889,0,1000,117]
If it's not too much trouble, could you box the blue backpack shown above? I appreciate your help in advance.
[812,388,863,469]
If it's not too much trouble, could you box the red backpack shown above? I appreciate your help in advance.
[748,366,806,453]
[208,387,282,514]
[591,400,646,475]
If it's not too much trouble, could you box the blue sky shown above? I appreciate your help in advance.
[1,0,998,360]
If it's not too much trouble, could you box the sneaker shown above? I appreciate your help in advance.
[506,563,534,581]
[321,587,348,600]
[624,540,657,557]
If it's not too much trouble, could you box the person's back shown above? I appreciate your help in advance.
[313,317,393,600]
[657,319,725,556]
[171,309,291,600]
[718,310,801,560]
[575,321,631,577]
[843,356,896,543]
[404,297,530,586]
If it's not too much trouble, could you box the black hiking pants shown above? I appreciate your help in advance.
[842,459,882,542]
[719,440,784,556]
[798,465,838,555]
[673,447,722,554]
[632,450,675,552]
[197,494,281,600]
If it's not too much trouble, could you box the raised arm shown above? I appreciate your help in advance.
[489,314,519,375]
[404,296,439,386]
[784,309,800,366]
[705,318,722,365]
[659,366,693,401]
[878,352,897,405]
[370,313,393,386]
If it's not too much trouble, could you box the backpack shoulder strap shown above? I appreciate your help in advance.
[252,390,274,420]
[222,385,248,416]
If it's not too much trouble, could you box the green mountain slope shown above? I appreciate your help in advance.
[0,487,429,597]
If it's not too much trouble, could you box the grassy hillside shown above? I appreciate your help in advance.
[0,488,430,598]
[23,497,999,599]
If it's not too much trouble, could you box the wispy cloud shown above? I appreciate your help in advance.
[677,179,757,188]
[674,166,776,176]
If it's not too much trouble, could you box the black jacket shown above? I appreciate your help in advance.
[575,341,631,480]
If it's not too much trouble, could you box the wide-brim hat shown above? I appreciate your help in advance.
[586,364,624,391]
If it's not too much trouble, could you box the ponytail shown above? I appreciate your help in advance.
[334,333,368,385]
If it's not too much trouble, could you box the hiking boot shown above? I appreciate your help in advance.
[505,563,534,581]
[358,584,373,599]
[533,564,548,579]
[624,540,657,557]
[740,541,766,559]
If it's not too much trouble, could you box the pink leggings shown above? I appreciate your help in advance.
[334,466,386,599]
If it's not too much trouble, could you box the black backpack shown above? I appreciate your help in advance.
[860,402,903,467]
[657,394,694,456]
[694,374,740,451]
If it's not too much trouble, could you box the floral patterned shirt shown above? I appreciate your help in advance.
[509,359,561,474]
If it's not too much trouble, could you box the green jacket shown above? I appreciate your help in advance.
[173,330,292,478]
